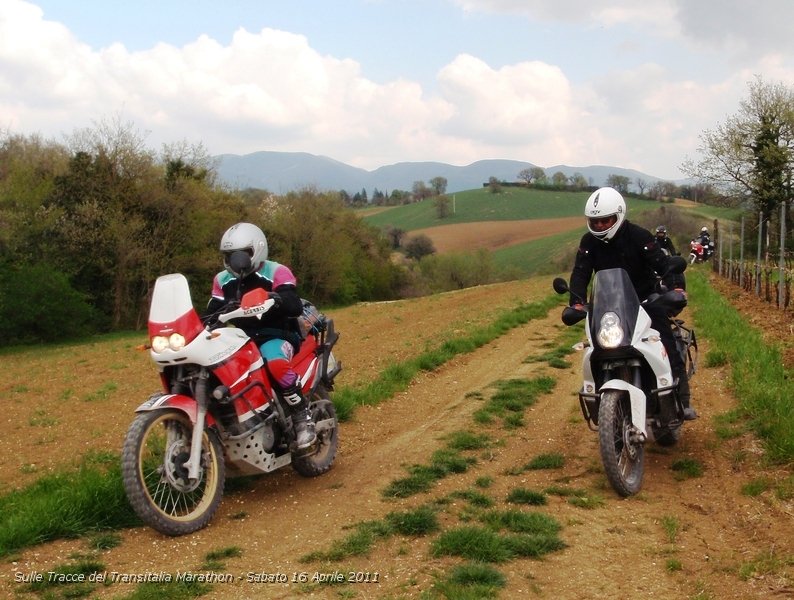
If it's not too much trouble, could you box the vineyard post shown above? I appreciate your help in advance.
[780,201,787,308]
[757,213,763,296]
[739,216,745,286]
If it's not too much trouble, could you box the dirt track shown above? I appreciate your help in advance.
[4,276,793,599]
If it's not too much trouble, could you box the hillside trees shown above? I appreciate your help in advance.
[0,125,404,344]
[256,189,402,305]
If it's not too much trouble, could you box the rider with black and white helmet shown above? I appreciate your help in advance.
[568,187,696,420]
[655,225,678,256]
[207,222,317,449]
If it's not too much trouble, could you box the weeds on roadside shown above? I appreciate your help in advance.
[473,376,556,429]
[671,458,704,480]
[300,506,439,562]
[0,451,138,558]
[689,272,794,464]
[432,562,506,599]
[506,487,547,506]
[660,515,680,544]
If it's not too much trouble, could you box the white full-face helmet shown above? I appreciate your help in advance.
[584,187,626,241]
[219,222,268,276]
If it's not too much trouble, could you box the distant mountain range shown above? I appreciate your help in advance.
[214,151,682,195]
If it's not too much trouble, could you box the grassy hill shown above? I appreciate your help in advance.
[361,187,663,232]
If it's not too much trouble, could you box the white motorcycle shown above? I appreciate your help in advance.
[552,257,696,496]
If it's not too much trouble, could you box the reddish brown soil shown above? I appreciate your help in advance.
[410,217,583,253]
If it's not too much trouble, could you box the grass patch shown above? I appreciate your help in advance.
[382,448,476,499]
[741,478,772,497]
[671,458,704,480]
[474,376,557,429]
[666,558,684,572]
[660,515,680,544]
[449,489,495,508]
[432,520,565,563]
[688,271,794,463]
[567,495,605,509]
[301,506,438,562]
[201,546,242,570]
[506,488,548,506]
[736,549,794,582]
[433,561,507,599]
[25,560,105,593]
[525,452,565,470]
[0,451,138,558]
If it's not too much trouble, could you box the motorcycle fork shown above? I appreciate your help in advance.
[185,369,210,482]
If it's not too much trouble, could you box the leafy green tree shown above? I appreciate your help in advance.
[412,180,432,201]
[0,261,98,344]
[435,194,451,219]
[430,176,448,196]
[569,172,589,189]
[605,174,630,194]
[551,171,567,187]
[404,234,436,260]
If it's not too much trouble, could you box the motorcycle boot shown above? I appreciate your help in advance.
[282,385,317,450]
[674,364,697,421]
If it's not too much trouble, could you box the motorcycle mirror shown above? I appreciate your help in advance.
[228,250,253,278]
[241,288,268,309]
[552,277,569,294]
[561,306,586,326]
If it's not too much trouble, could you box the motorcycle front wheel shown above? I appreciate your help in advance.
[121,409,225,536]
[598,390,644,496]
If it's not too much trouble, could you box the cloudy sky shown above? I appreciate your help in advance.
[2,0,794,180]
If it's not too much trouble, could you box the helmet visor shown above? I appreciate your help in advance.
[587,215,617,233]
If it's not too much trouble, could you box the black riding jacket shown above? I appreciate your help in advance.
[569,220,672,305]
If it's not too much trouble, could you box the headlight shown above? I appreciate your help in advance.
[151,335,169,353]
[597,312,624,348]
[168,333,186,351]
[151,333,186,353]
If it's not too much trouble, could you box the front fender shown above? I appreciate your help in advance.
[135,393,217,427]
[601,379,646,435]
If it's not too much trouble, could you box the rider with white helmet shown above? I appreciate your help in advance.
[207,222,317,449]
[569,187,696,420]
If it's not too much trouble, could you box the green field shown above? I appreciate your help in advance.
[362,187,664,232]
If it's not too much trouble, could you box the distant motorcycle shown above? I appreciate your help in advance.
[689,239,714,264]
[552,256,697,496]
[121,251,341,535]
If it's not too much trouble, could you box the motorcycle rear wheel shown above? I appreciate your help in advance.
[598,390,644,496]
[292,385,338,477]
[121,409,225,536]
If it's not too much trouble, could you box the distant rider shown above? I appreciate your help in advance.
[567,187,696,420]
[697,226,712,259]
[655,225,678,256]
[205,222,317,449]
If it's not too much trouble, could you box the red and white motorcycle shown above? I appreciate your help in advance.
[121,253,341,535]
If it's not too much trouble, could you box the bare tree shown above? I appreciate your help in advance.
[682,77,794,256]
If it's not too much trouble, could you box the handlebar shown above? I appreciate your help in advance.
[217,298,276,323]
